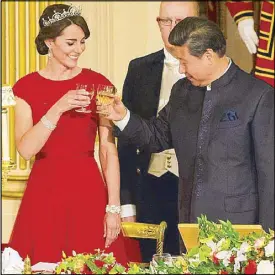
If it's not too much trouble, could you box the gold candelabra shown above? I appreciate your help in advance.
[2,85,16,189]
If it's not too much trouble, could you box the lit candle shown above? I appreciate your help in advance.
[2,109,10,161]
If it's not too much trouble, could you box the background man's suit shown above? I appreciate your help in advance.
[118,49,180,262]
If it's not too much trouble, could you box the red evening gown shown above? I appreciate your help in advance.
[9,69,140,265]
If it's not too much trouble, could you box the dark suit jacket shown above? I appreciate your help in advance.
[117,61,274,231]
[118,50,165,206]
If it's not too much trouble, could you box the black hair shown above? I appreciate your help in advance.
[169,16,226,57]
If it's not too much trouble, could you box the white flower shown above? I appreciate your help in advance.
[240,242,251,253]
[206,238,225,255]
[72,250,77,256]
[254,237,266,249]
[206,240,217,255]
[234,260,240,273]
[236,252,247,262]
[215,250,232,267]
[223,258,231,267]
[256,260,274,274]
[264,240,274,257]
[234,247,248,273]
[216,250,231,260]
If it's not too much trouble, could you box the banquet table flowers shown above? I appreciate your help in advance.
[18,215,274,274]
[54,249,147,274]
[181,215,274,274]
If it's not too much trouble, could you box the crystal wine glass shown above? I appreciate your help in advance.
[96,84,117,116]
[75,83,95,113]
[96,85,117,104]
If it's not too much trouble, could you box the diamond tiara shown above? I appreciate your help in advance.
[42,5,82,27]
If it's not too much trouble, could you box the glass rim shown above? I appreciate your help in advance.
[97,84,117,94]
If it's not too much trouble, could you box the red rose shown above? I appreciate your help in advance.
[94,260,105,268]
[213,253,220,265]
[221,271,228,274]
[244,260,257,274]
[229,255,235,263]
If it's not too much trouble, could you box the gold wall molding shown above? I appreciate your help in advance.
[93,2,114,81]
[1,1,60,190]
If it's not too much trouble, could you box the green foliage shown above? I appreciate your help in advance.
[52,215,274,274]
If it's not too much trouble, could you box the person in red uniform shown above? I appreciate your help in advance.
[226,1,274,87]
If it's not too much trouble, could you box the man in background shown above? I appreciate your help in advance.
[118,1,199,262]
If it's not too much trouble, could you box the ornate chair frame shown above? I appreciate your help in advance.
[121,221,167,255]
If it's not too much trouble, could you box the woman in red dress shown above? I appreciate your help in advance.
[9,3,135,265]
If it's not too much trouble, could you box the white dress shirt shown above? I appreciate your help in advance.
[120,48,184,217]
[148,48,185,178]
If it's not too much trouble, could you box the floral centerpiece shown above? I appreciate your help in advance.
[54,249,147,274]
[50,215,275,274]
[182,215,274,274]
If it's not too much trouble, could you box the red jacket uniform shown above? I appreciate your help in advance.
[226,1,274,87]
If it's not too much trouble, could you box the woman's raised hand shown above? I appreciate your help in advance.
[53,88,91,114]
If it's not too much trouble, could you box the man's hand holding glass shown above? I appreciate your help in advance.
[96,91,127,122]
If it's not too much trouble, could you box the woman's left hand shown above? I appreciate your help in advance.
[104,212,121,248]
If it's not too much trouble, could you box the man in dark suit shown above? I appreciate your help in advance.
[118,2,199,262]
[98,17,274,252]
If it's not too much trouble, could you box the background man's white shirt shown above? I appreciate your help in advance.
[120,48,185,217]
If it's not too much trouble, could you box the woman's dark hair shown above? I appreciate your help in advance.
[169,16,226,58]
[35,4,90,55]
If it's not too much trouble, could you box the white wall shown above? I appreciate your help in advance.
[76,1,253,91]
[75,1,163,92]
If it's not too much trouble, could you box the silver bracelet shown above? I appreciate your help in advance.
[106,204,121,214]
[40,115,56,131]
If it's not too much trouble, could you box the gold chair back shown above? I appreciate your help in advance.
[121,221,167,255]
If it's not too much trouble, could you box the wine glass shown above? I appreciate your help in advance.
[96,84,117,116]
[152,253,172,265]
[75,83,95,113]
[150,253,172,272]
